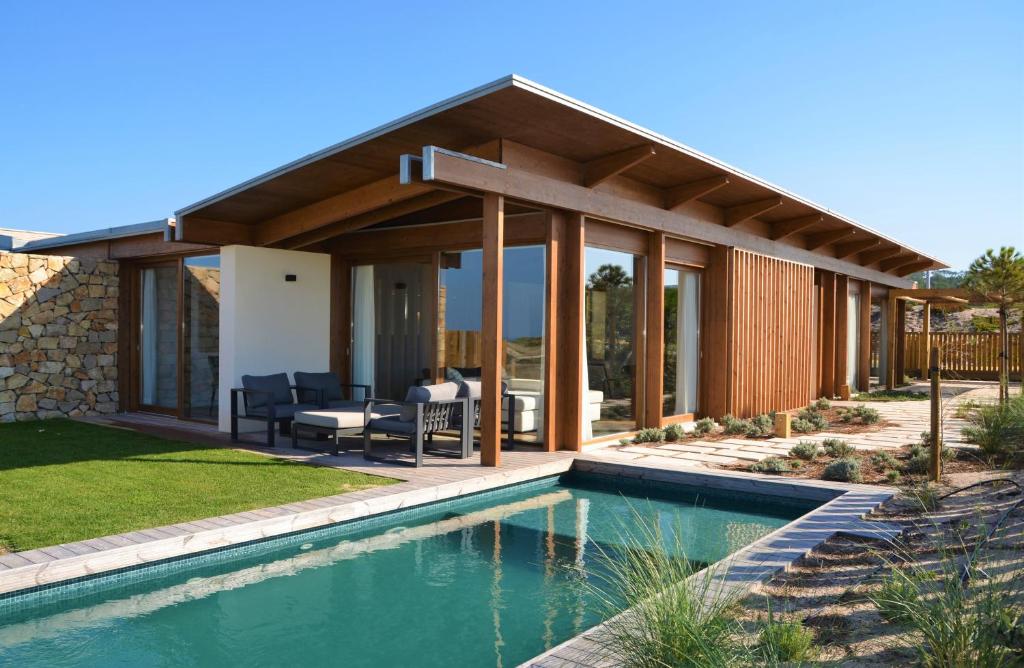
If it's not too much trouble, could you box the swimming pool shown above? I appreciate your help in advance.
[0,473,818,667]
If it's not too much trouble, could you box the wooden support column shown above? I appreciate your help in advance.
[895,300,908,385]
[542,211,565,452]
[834,275,850,398]
[700,245,732,418]
[858,281,872,391]
[330,255,352,384]
[557,213,586,450]
[481,193,504,467]
[819,272,836,398]
[885,297,898,389]
[645,232,666,427]
[920,302,931,379]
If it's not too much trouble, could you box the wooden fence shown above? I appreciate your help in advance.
[903,332,1022,380]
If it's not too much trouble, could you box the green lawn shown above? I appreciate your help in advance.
[0,419,396,553]
[850,389,929,402]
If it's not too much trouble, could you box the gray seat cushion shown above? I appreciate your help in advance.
[242,373,293,409]
[398,382,459,421]
[366,417,417,435]
[293,371,343,405]
[246,402,317,419]
[456,380,509,400]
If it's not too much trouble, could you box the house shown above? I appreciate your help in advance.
[9,75,945,465]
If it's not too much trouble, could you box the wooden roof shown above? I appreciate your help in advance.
[176,75,946,273]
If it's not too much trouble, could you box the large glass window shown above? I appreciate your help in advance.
[438,246,546,442]
[139,265,178,409]
[182,255,221,419]
[663,267,700,417]
[584,247,644,437]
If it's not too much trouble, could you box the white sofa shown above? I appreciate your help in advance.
[503,378,602,434]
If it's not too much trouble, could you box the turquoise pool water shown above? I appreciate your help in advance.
[0,473,817,667]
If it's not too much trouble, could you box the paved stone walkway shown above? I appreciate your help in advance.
[592,381,997,469]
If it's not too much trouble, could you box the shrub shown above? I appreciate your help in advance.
[789,440,820,460]
[746,413,774,438]
[854,404,881,424]
[693,417,716,436]
[823,438,855,458]
[838,408,855,423]
[791,418,815,433]
[873,568,925,624]
[814,397,832,410]
[905,446,956,475]
[721,414,750,435]
[633,428,664,444]
[908,483,940,511]
[961,394,1024,461]
[796,406,829,431]
[662,423,685,442]
[750,457,791,474]
[583,513,753,666]
[852,389,928,402]
[758,616,814,663]
[870,451,899,469]
[886,469,901,483]
[823,457,862,482]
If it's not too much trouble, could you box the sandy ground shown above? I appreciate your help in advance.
[735,469,1024,665]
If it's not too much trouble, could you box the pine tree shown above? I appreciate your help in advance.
[963,248,1024,403]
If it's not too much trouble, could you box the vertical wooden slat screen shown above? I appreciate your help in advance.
[902,332,1022,380]
[726,249,814,417]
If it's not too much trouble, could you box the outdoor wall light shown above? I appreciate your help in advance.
[285,274,297,282]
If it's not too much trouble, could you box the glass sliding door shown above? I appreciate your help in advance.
[847,294,861,389]
[663,267,700,418]
[182,255,221,420]
[584,247,644,438]
[352,261,433,401]
[438,246,546,443]
[139,264,178,411]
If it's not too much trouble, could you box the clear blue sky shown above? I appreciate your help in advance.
[2,1,1021,269]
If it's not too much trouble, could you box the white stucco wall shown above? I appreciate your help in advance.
[218,245,331,432]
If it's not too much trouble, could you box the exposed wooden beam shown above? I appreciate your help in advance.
[284,190,464,249]
[805,227,856,251]
[894,259,935,275]
[663,175,729,210]
[859,245,903,265]
[255,176,433,246]
[880,254,920,272]
[890,288,971,301]
[770,214,823,241]
[834,237,880,260]
[416,147,915,287]
[583,144,656,187]
[177,216,254,245]
[724,197,784,227]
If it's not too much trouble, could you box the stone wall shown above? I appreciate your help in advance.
[0,251,119,421]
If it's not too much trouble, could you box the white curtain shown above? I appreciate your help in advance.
[675,271,700,415]
[141,268,157,405]
[847,294,860,388]
[352,265,376,395]
[581,312,593,442]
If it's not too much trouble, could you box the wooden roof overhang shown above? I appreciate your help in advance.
[174,75,946,286]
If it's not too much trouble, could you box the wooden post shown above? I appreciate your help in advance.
[481,193,504,467]
[858,282,872,391]
[542,211,564,451]
[834,274,849,397]
[885,297,898,390]
[895,299,907,385]
[645,232,665,427]
[921,302,931,379]
[820,272,836,398]
[558,212,585,450]
[929,344,942,482]
[774,412,791,439]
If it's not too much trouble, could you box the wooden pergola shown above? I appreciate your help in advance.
[884,288,971,388]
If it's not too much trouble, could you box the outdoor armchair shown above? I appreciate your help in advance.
[230,373,317,447]
[293,371,370,410]
[362,382,472,467]
[456,379,517,450]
